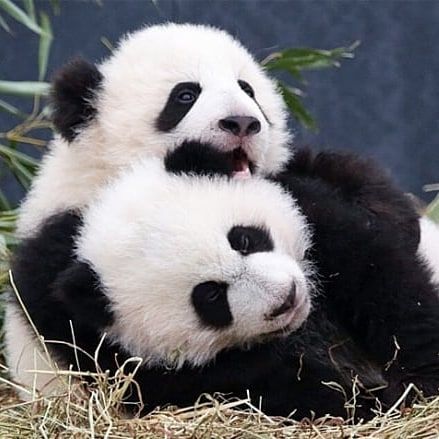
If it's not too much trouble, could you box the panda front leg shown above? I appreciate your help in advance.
[276,148,439,403]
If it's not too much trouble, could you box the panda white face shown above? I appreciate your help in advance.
[75,160,312,368]
[16,24,291,236]
[65,23,290,176]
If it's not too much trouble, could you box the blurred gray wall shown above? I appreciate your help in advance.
[1,0,438,203]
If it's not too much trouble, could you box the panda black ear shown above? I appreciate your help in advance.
[51,57,103,142]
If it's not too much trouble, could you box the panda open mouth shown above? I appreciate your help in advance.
[164,141,254,178]
[231,147,252,179]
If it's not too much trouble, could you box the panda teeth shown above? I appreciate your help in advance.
[232,147,251,179]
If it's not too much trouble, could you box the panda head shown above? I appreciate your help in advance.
[73,160,312,368]
[52,23,290,177]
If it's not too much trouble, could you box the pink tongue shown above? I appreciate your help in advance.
[232,162,251,179]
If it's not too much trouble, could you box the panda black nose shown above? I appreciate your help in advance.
[268,284,296,319]
[219,116,261,137]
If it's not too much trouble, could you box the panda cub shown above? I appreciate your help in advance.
[8,141,439,420]
[17,23,289,237]
[8,150,315,413]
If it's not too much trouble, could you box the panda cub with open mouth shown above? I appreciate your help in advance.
[7,146,314,415]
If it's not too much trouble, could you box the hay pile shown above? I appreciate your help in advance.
[0,277,439,438]
[0,363,438,438]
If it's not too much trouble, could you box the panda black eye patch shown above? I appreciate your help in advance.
[156,82,201,132]
[227,225,274,256]
[191,281,232,329]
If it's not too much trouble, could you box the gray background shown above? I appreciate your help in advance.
[1,0,438,203]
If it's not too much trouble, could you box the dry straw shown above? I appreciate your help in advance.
[1,351,439,438]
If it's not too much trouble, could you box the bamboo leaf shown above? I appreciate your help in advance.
[0,235,8,278]
[264,43,359,73]
[22,0,35,22]
[0,98,28,118]
[0,80,50,96]
[0,0,42,34]
[49,0,60,15]
[0,210,18,228]
[9,156,34,188]
[426,195,439,224]
[277,82,317,131]
[0,189,11,211]
[1,233,18,248]
[38,12,52,80]
[0,143,40,168]
[40,104,52,117]
[0,12,11,32]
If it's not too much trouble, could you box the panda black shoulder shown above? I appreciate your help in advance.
[274,147,421,254]
[12,211,83,294]
[11,211,111,333]
[10,210,114,369]
[51,58,103,142]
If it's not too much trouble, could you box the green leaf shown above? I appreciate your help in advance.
[38,12,53,80]
[264,43,359,73]
[0,209,18,228]
[0,189,11,211]
[49,0,60,15]
[0,98,28,118]
[277,81,317,131]
[0,143,40,194]
[40,104,52,117]
[9,156,34,189]
[426,195,439,224]
[0,143,40,168]
[0,80,50,96]
[100,36,114,52]
[0,12,11,32]
[0,0,42,34]
[2,231,18,247]
[22,0,35,22]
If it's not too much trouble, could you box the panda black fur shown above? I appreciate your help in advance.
[8,142,439,420]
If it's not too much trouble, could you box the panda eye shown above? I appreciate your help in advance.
[176,89,197,104]
[239,234,251,255]
[193,281,227,303]
[238,80,255,99]
[205,285,223,302]
[228,225,274,256]
[157,82,201,132]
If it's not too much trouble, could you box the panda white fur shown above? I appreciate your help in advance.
[419,217,439,287]
[17,23,290,236]
[7,141,439,420]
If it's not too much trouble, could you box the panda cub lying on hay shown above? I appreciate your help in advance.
[8,141,439,420]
